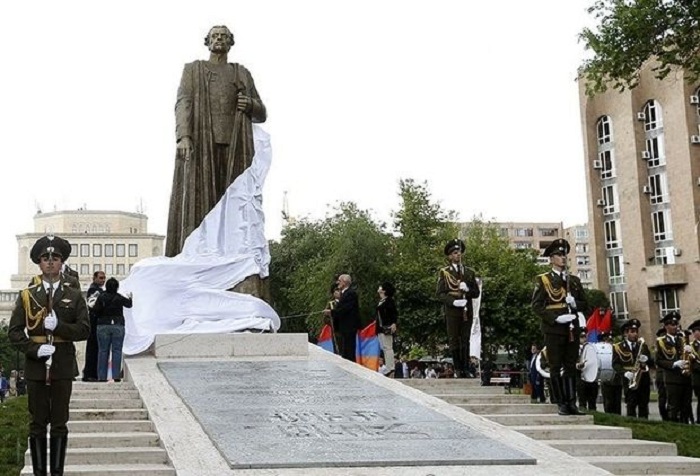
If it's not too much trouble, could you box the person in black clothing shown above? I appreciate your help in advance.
[376,281,398,377]
[82,271,105,382]
[322,274,360,361]
[93,278,133,382]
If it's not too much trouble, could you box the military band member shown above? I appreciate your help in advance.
[688,319,700,424]
[612,319,653,418]
[436,238,480,378]
[599,331,622,415]
[8,236,90,475]
[531,238,587,416]
[577,331,599,411]
[655,311,692,423]
[653,326,669,420]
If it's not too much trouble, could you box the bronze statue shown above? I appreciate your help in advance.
[166,25,267,257]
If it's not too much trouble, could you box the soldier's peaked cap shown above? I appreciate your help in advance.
[661,311,681,325]
[30,235,71,264]
[543,238,570,257]
[621,318,641,333]
[689,319,700,332]
[444,238,465,255]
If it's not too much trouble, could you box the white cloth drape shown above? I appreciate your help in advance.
[469,278,483,359]
[121,126,280,355]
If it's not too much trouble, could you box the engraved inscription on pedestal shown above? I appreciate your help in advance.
[159,360,535,469]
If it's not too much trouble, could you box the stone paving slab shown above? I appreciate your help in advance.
[159,360,535,469]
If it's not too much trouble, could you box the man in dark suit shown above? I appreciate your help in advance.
[436,238,480,378]
[531,238,587,416]
[323,274,360,361]
[9,235,90,475]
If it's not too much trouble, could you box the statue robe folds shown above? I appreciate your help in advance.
[166,60,266,257]
[121,126,280,356]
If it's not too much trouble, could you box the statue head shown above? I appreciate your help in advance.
[204,25,235,53]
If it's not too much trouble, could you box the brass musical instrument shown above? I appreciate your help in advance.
[628,338,648,390]
[682,335,693,377]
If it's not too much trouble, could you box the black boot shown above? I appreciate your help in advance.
[49,436,67,476]
[550,375,569,415]
[29,436,47,476]
[564,377,585,415]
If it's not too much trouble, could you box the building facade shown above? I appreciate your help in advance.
[564,224,595,289]
[1,209,164,324]
[580,61,700,342]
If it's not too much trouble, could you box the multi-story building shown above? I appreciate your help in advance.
[579,61,700,342]
[1,209,165,324]
[564,224,596,289]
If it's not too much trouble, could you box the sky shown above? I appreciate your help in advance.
[0,0,596,287]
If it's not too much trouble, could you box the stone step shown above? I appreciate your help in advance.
[484,413,593,426]
[541,439,677,457]
[458,403,558,414]
[21,464,176,476]
[69,409,149,421]
[73,382,136,391]
[26,447,168,466]
[67,432,161,448]
[511,424,632,440]
[68,420,154,433]
[583,455,700,475]
[404,385,510,395]
[435,394,530,404]
[72,390,141,399]
[71,399,144,409]
[400,378,484,388]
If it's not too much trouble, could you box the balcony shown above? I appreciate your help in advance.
[645,263,688,288]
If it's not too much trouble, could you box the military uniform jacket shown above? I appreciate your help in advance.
[655,334,691,386]
[612,340,653,387]
[436,264,480,320]
[690,339,700,387]
[531,270,586,336]
[8,277,90,381]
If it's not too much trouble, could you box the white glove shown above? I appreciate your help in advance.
[37,344,55,358]
[459,282,469,292]
[565,295,577,309]
[673,360,685,368]
[44,310,57,331]
[87,291,100,309]
[624,371,634,381]
[453,299,467,308]
[555,313,576,324]
[684,345,693,353]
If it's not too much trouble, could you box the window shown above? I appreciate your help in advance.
[515,228,533,237]
[602,184,617,215]
[80,244,90,257]
[116,244,125,257]
[93,264,102,273]
[93,244,102,257]
[128,244,138,257]
[116,264,125,275]
[656,288,680,318]
[514,241,531,249]
[578,269,591,280]
[597,116,613,144]
[499,228,509,237]
[645,136,666,168]
[599,150,615,179]
[105,264,114,275]
[577,256,590,266]
[575,228,589,240]
[575,243,589,253]
[607,255,625,285]
[654,247,676,265]
[105,244,114,257]
[538,228,558,237]
[604,220,620,249]
[610,291,629,320]
[80,264,89,276]
[648,173,668,204]
[643,100,663,131]
[652,210,672,242]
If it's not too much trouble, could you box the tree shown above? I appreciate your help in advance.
[584,288,611,310]
[579,0,700,95]
[391,179,458,356]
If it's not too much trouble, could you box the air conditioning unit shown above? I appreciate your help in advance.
[642,185,652,194]
[596,199,606,207]
[691,135,700,144]
[641,150,651,159]
[637,112,646,121]
[673,247,682,257]
[593,160,603,169]
[691,95,700,105]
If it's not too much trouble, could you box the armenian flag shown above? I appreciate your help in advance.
[356,321,380,371]
[586,307,613,342]
[317,324,334,352]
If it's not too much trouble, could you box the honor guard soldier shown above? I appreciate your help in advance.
[8,235,90,475]
[688,319,700,424]
[531,238,587,415]
[612,319,653,418]
[436,238,480,378]
[655,311,692,423]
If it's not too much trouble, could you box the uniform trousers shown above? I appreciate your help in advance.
[622,373,650,418]
[446,313,470,375]
[27,379,72,437]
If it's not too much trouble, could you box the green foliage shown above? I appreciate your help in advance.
[584,288,611,310]
[0,395,29,475]
[593,411,700,457]
[0,324,24,375]
[580,0,700,95]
